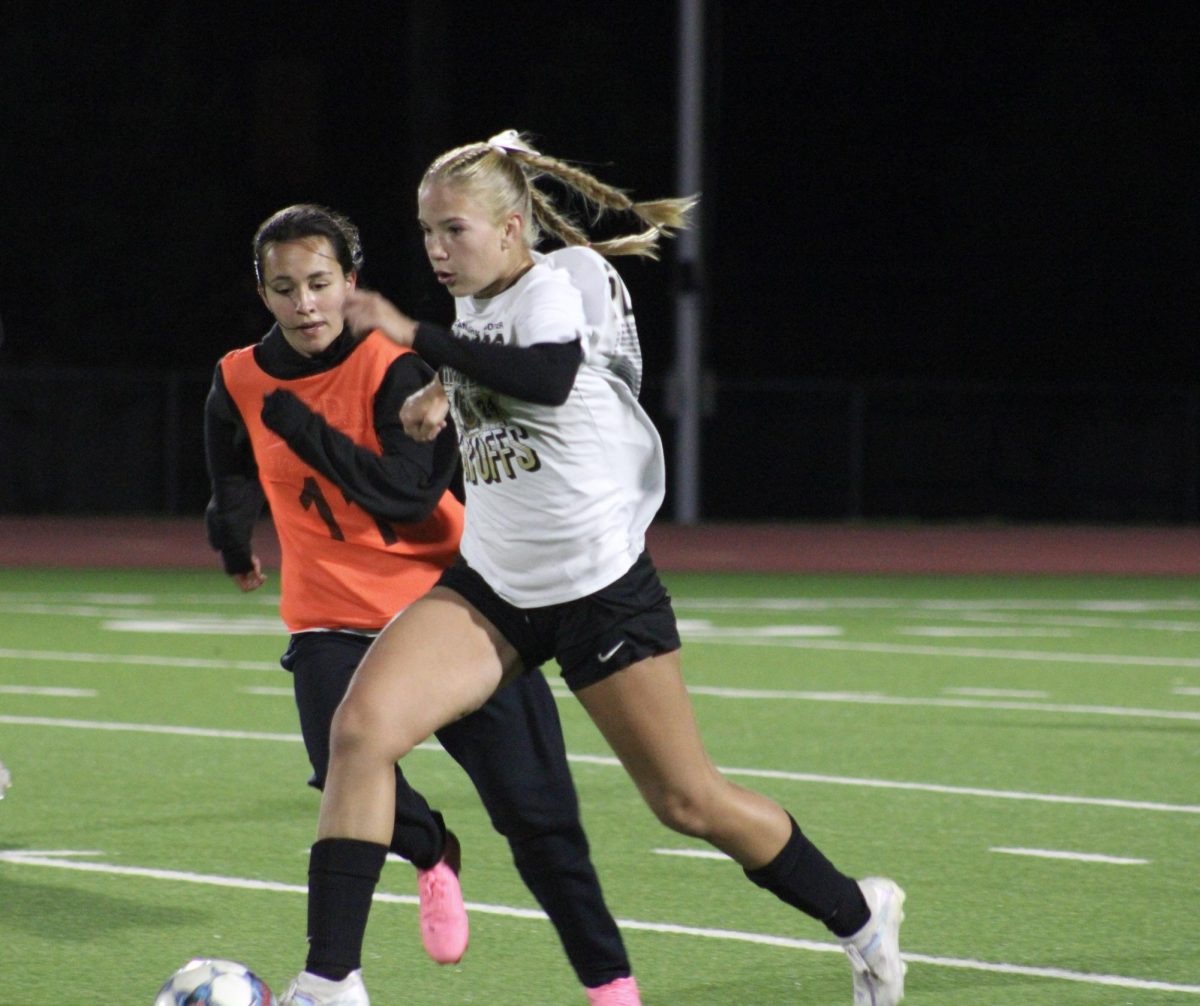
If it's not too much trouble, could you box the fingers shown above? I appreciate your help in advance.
[400,380,450,441]
[341,289,380,338]
[231,558,266,592]
[416,418,447,442]
[344,288,417,346]
[400,412,445,442]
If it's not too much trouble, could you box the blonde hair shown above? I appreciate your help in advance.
[419,129,696,260]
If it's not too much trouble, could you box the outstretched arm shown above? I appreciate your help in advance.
[412,323,581,406]
[343,288,582,406]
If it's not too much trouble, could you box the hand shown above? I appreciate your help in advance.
[343,288,418,347]
[400,378,450,442]
[261,388,313,438]
[230,556,267,592]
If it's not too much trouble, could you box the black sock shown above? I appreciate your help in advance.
[387,765,447,870]
[305,837,388,981]
[743,815,870,938]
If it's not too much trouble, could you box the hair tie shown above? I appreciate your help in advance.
[485,129,531,155]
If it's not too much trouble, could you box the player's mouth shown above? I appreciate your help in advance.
[434,271,456,286]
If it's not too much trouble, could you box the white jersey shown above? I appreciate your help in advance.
[444,246,665,606]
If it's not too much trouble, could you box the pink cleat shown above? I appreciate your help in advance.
[417,830,468,965]
[586,976,643,1005]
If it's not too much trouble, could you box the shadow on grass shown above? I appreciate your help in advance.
[0,873,204,941]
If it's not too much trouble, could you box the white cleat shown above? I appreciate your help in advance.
[840,877,906,1005]
[278,969,369,1006]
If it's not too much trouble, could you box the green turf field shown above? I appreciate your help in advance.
[1,566,1197,1004]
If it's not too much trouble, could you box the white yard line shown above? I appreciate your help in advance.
[0,849,1194,996]
[0,685,96,697]
[659,844,1151,866]
[990,847,1149,865]
[2,648,1195,722]
[672,597,1200,613]
[0,602,280,622]
[679,686,1200,722]
[949,611,1200,633]
[679,634,1200,668]
[5,591,1200,613]
[900,626,1073,638]
[0,648,278,671]
[103,618,285,635]
[2,714,1197,815]
[653,848,731,860]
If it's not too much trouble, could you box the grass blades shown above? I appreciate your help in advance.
[1,567,1198,1004]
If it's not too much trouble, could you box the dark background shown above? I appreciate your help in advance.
[2,3,1198,521]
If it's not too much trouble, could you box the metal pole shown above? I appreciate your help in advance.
[673,0,704,523]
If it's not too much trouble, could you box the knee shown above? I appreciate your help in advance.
[329,695,411,765]
[643,784,718,840]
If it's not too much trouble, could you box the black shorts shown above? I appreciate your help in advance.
[435,550,681,692]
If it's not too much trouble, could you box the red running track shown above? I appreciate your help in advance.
[0,517,1197,575]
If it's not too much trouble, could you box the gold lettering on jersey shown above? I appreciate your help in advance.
[444,320,543,486]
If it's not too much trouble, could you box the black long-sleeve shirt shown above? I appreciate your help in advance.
[203,326,459,574]
[413,323,583,406]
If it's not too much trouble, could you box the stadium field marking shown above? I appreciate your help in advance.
[0,849,1195,996]
[241,686,295,697]
[1174,687,1200,696]
[97,609,1200,639]
[943,687,1050,698]
[103,617,286,635]
[680,634,1200,668]
[653,847,731,860]
[679,686,1200,722]
[656,845,1151,868]
[4,590,1199,614]
[3,646,1195,722]
[899,627,1072,638]
[0,591,276,607]
[3,714,1198,816]
[7,623,1200,669]
[0,602,283,626]
[671,597,1200,613]
[944,611,1200,633]
[0,647,279,671]
[990,847,1149,865]
[0,684,96,697]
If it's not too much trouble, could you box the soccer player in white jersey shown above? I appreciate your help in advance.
[279,131,906,1006]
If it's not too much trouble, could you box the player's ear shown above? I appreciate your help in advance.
[256,284,270,309]
[346,270,358,290]
[501,213,523,249]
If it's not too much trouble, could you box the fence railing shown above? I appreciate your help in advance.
[3,368,1197,522]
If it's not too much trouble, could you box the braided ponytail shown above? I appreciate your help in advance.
[421,130,696,259]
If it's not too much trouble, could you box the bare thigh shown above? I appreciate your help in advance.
[336,586,524,760]
[574,650,791,867]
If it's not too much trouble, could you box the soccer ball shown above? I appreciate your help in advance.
[154,958,274,1005]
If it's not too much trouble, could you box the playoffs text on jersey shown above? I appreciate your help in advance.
[442,321,543,487]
